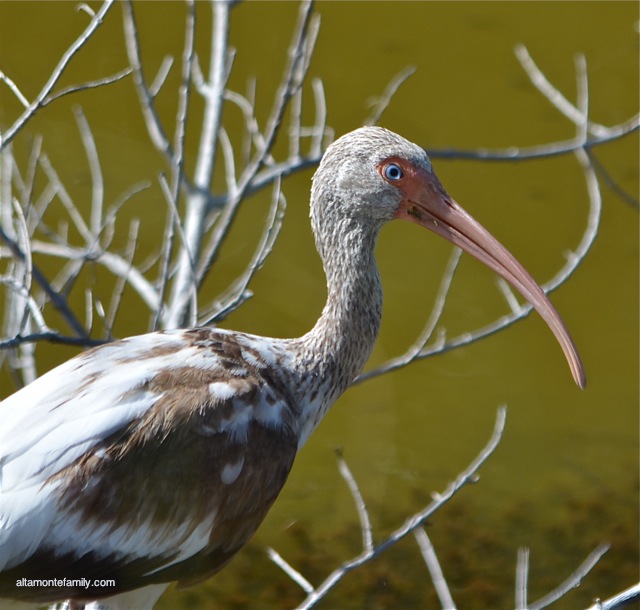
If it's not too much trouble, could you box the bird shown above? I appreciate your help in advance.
[0,127,586,610]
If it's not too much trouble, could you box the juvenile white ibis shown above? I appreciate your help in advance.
[0,127,585,610]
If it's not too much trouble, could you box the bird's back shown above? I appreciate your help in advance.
[0,328,299,603]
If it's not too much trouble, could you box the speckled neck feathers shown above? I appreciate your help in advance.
[288,129,408,442]
[296,212,383,399]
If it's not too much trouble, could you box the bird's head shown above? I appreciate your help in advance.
[312,126,432,226]
[311,126,586,388]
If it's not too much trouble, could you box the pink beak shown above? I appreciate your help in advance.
[394,165,586,389]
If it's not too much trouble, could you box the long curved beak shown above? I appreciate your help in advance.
[395,167,586,389]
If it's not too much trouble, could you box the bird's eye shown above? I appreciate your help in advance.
[383,162,404,182]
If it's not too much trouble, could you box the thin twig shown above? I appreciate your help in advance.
[515,547,529,610]
[496,278,525,316]
[149,56,174,98]
[310,78,329,157]
[159,173,198,327]
[21,137,44,228]
[41,68,132,107]
[172,0,196,214]
[37,152,93,244]
[366,66,416,126]
[586,149,639,209]
[3,199,39,385]
[73,106,104,236]
[0,227,89,338]
[0,276,50,334]
[336,449,373,555]
[218,127,239,194]
[515,44,612,139]
[100,181,152,251]
[361,246,461,376]
[584,583,640,610]
[122,0,174,159]
[104,218,141,337]
[152,199,177,331]
[84,289,93,334]
[201,178,287,324]
[267,548,315,594]
[165,0,232,328]
[293,407,508,609]
[24,239,160,313]
[528,544,610,610]
[0,0,116,149]
[0,332,106,350]
[426,115,638,162]
[10,198,33,299]
[196,0,317,291]
[414,527,457,610]
[575,53,589,144]
[0,70,30,108]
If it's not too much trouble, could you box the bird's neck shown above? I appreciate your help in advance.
[293,221,383,445]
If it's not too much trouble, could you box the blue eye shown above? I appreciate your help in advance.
[383,162,404,181]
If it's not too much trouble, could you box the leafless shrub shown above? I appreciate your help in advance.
[0,1,637,609]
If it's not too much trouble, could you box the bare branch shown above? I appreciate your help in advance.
[585,583,640,610]
[37,152,93,244]
[336,449,373,555]
[292,407,508,609]
[0,0,116,150]
[515,547,529,610]
[159,172,198,327]
[586,149,639,209]
[201,178,287,324]
[0,70,30,108]
[166,0,233,328]
[24,240,160,313]
[515,44,612,139]
[496,278,525,316]
[266,548,315,595]
[309,78,330,157]
[365,66,416,126]
[575,53,589,144]
[0,226,89,339]
[0,332,106,350]
[151,199,177,331]
[73,106,104,236]
[40,68,132,108]
[76,3,96,18]
[414,527,457,610]
[258,0,318,162]
[84,289,94,334]
[426,115,639,162]
[104,218,141,337]
[171,0,196,200]
[217,127,239,195]
[0,276,50,334]
[122,0,174,158]
[358,247,461,381]
[528,544,610,610]
[193,2,320,320]
[149,56,174,98]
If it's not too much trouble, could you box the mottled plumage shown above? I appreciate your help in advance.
[0,127,584,610]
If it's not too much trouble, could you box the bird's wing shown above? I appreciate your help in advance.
[0,328,298,602]
[0,331,189,494]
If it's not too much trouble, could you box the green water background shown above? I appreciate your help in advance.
[0,2,637,608]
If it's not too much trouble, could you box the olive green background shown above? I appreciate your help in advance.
[0,2,637,608]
